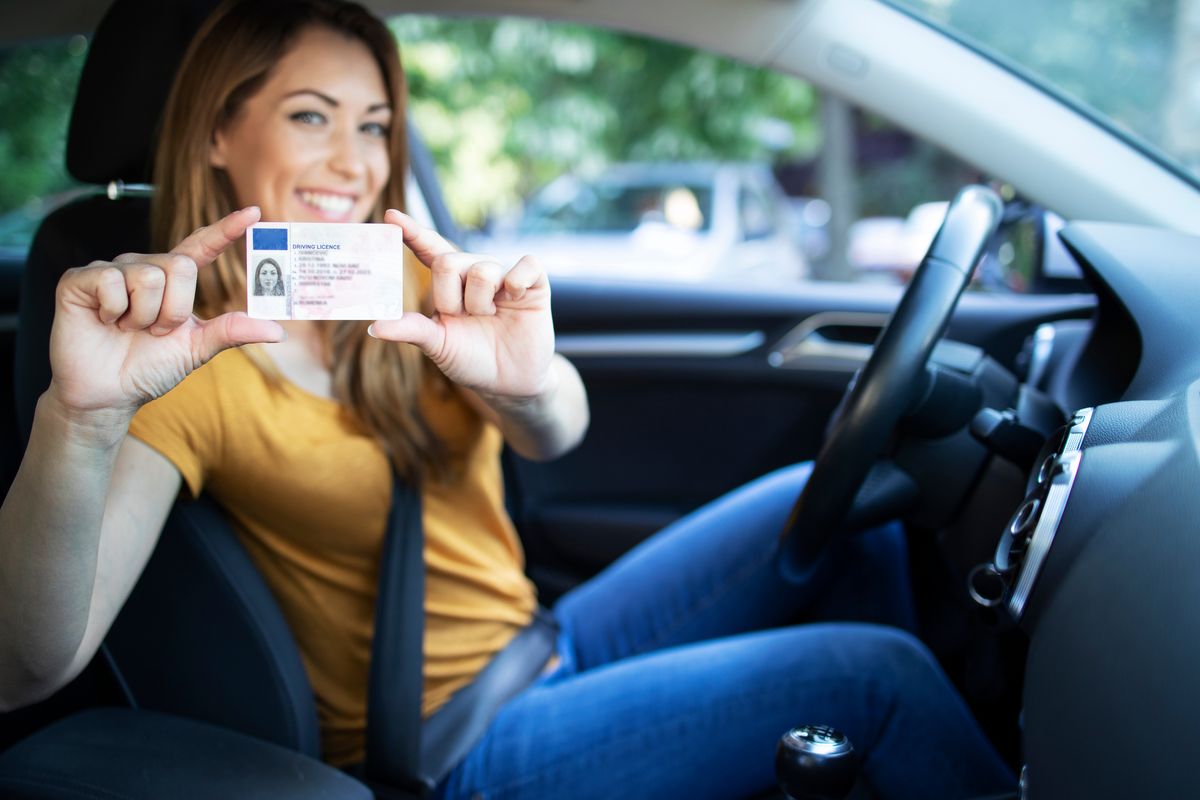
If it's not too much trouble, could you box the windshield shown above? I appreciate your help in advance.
[888,0,1197,185]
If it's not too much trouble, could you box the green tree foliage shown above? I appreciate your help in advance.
[0,36,87,218]
[392,16,820,227]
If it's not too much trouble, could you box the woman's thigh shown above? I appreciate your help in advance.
[437,624,1013,800]
[552,463,916,672]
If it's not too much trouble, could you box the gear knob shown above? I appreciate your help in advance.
[775,725,860,800]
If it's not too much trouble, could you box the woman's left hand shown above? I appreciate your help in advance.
[369,209,554,400]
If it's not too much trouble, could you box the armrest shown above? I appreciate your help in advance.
[0,707,372,799]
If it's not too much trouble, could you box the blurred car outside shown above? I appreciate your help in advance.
[469,162,809,286]
[847,199,948,284]
[784,194,833,265]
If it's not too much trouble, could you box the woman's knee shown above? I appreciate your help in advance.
[789,624,940,687]
[866,626,940,675]
[831,625,959,718]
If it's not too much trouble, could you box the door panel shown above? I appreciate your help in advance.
[511,276,1095,601]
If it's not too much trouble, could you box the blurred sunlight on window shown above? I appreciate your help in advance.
[664,188,704,231]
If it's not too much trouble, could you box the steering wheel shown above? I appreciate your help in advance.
[779,185,1004,581]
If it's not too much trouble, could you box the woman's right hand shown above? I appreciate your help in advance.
[47,206,285,420]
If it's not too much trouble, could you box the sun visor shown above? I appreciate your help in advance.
[66,0,219,185]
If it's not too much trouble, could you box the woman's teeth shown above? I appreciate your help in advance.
[299,191,354,215]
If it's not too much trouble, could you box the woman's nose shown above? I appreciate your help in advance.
[328,129,367,179]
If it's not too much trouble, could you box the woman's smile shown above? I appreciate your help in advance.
[295,188,359,220]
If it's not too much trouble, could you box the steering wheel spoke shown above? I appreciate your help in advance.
[779,185,1004,582]
[842,461,920,532]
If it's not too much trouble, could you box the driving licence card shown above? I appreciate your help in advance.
[246,222,405,320]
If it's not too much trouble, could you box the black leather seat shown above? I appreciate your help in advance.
[0,708,369,800]
[6,200,340,794]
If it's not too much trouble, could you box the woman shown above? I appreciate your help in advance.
[0,1,1014,797]
[253,258,285,296]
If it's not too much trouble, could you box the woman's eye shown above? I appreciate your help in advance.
[290,110,327,126]
[361,121,390,138]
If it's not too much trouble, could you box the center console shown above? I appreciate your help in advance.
[968,407,1093,619]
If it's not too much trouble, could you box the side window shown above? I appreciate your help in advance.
[0,36,89,258]
[393,16,1044,293]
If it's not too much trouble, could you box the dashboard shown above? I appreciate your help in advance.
[985,222,1200,798]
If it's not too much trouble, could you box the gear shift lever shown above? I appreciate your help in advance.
[775,725,859,800]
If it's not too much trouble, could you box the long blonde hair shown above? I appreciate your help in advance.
[152,0,442,479]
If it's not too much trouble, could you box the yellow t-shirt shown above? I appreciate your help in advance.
[127,346,538,766]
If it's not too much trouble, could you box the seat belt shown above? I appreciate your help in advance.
[364,474,559,796]
[364,473,431,795]
[420,608,557,782]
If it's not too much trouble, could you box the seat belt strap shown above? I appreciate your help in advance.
[364,474,559,795]
[364,472,431,794]
[420,608,558,783]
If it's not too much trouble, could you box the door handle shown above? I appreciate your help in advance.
[767,311,889,372]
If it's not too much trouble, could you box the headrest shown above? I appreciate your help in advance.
[66,0,220,185]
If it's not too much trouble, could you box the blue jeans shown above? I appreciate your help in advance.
[435,463,1015,800]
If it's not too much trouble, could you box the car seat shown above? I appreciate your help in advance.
[0,0,436,796]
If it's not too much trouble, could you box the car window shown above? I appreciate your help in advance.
[391,15,1046,293]
[0,36,90,257]
[0,19,1046,293]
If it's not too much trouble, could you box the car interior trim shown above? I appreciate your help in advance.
[1008,406,1092,619]
[767,311,888,372]
[105,181,154,200]
[555,331,766,359]
[1024,323,1056,388]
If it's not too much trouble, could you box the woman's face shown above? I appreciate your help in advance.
[211,25,392,223]
[259,262,279,292]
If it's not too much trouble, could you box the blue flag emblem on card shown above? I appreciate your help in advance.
[253,228,288,250]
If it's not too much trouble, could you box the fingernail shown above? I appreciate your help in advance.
[150,325,169,336]
[243,205,260,215]
[367,324,378,338]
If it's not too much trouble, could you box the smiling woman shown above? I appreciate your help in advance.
[148,0,446,482]
[206,26,393,225]
[0,1,1021,799]
[8,0,1200,798]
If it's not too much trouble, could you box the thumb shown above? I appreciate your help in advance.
[368,312,445,358]
[195,311,287,362]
